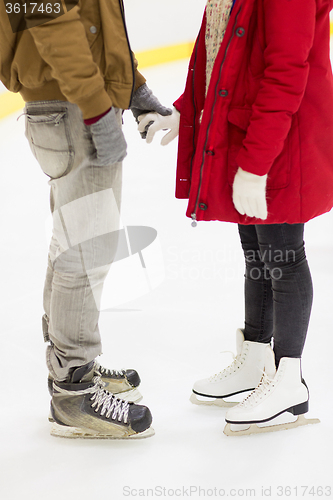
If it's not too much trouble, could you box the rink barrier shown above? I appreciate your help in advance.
[0,41,194,121]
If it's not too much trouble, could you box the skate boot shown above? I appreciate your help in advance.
[191,329,269,407]
[93,362,142,402]
[48,361,142,402]
[224,347,320,436]
[50,362,154,439]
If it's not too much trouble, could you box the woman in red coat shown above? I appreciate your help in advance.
[139,0,333,434]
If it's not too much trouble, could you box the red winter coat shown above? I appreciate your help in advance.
[174,0,333,225]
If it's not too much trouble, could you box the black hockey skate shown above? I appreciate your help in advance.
[50,362,154,439]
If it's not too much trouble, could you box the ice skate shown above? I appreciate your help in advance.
[48,360,142,402]
[224,347,320,436]
[50,363,154,439]
[191,329,269,407]
[93,362,142,402]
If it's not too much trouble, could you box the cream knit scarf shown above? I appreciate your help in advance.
[205,0,234,95]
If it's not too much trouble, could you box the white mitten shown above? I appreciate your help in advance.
[232,167,268,220]
[138,108,180,145]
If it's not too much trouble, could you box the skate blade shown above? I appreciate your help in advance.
[223,414,320,437]
[50,422,155,439]
[190,392,238,408]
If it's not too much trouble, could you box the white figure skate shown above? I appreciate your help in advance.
[224,347,320,436]
[191,329,270,407]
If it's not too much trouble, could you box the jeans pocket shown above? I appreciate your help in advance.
[26,109,74,179]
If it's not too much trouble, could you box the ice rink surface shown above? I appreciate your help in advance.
[0,59,332,499]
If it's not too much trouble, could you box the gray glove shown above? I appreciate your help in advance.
[130,83,172,138]
[88,108,127,166]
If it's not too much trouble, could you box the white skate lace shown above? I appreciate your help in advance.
[209,348,248,382]
[55,376,130,423]
[238,372,275,408]
[90,381,130,422]
[94,362,125,378]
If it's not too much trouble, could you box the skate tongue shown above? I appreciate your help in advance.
[264,347,276,379]
[236,328,245,355]
[70,361,95,383]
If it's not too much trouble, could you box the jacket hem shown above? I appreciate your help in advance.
[20,81,67,105]
[20,81,113,120]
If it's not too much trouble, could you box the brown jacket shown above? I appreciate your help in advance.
[0,0,145,119]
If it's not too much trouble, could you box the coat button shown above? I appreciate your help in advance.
[205,149,215,156]
[236,27,245,37]
[90,26,97,34]
[199,203,208,211]
[219,89,228,97]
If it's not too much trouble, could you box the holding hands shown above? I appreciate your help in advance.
[130,83,173,138]
[138,108,180,145]
[137,100,267,220]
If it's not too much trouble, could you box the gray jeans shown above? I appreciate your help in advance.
[25,101,122,381]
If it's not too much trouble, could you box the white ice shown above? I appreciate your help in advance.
[0,59,332,500]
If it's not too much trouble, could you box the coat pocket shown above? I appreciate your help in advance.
[26,110,74,179]
[227,107,292,190]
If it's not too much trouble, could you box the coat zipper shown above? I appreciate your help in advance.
[188,36,201,227]
[191,6,242,228]
[189,36,201,185]
[118,0,136,107]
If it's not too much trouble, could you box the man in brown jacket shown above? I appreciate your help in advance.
[0,0,171,439]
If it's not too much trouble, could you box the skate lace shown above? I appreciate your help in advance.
[89,379,129,423]
[54,376,130,423]
[209,348,247,382]
[94,362,125,378]
[238,372,275,408]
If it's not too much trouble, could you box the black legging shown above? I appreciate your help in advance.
[238,223,313,367]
